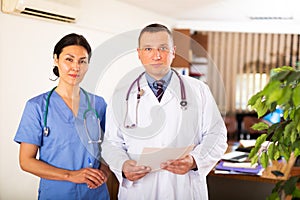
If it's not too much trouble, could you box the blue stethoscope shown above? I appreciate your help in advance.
[43,87,103,143]
[124,68,188,128]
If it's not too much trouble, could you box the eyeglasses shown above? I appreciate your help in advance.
[139,46,173,56]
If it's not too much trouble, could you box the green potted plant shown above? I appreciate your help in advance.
[247,66,300,199]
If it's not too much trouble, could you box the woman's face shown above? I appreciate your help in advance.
[54,45,89,87]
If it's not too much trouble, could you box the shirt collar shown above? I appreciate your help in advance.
[145,70,173,91]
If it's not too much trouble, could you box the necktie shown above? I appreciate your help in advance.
[154,80,165,102]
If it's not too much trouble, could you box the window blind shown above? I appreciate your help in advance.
[204,32,299,114]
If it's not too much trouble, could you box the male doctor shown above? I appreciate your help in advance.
[102,23,227,200]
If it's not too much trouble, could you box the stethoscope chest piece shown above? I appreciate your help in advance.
[180,100,188,110]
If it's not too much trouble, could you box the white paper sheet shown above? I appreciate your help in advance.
[137,145,194,171]
[221,151,249,162]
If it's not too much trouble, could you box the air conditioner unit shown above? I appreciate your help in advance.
[1,0,80,23]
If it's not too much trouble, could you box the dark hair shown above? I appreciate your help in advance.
[138,23,173,47]
[52,33,92,77]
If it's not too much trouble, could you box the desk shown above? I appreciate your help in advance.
[208,167,300,200]
[208,141,299,200]
[225,141,296,180]
[207,174,275,200]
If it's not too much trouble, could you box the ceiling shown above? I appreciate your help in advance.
[121,0,300,21]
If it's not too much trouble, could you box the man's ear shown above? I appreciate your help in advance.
[171,46,176,58]
[137,48,142,60]
[172,46,176,56]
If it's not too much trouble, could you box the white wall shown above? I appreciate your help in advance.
[176,19,300,34]
[0,1,174,199]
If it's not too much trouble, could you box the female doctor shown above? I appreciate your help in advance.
[14,33,110,199]
[102,24,228,199]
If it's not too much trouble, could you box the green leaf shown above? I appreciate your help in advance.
[278,144,290,161]
[263,81,281,95]
[287,71,300,84]
[294,147,300,157]
[248,91,263,106]
[268,142,275,160]
[252,98,268,117]
[290,130,297,143]
[290,109,295,121]
[256,134,267,147]
[283,109,289,120]
[283,136,290,146]
[272,125,284,142]
[250,134,268,165]
[269,102,278,112]
[260,151,269,168]
[266,192,280,200]
[274,150,281,160]
[292,187,300,198]
[294,108,300,132]
[271,66,294,75]
[283,122,294,138]
[277,86,292,105]
[266,87,284,105]
[251,154,259,165]
[251,122,269,131]
[283,121,294,140]
[249,146,259,159]
[292,141,300,155]
[283,176,298,195]
[292,85,300,107]
[268,123,279,135]
[257,103,269,118]
[270,70,291,81]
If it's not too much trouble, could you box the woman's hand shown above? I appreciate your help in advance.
[19,143,108,189]
[69,168,107,189]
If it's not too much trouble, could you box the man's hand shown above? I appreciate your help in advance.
[122,160,151,181]
[160,154,196,175]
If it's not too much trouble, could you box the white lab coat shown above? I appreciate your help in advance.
[102,73,227,200]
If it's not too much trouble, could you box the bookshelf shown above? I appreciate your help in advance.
[172,28,208,81]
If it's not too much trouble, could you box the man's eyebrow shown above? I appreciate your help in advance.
[141,43,169,47]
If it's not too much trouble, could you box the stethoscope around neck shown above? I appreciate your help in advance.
[43,86,103,144]
[124,68,188,129]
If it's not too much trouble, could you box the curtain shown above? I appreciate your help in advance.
[203,32,300,114]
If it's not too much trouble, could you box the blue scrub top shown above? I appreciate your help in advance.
[14,89,109,200]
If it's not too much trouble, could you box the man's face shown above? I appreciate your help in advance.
[137,31,176,80]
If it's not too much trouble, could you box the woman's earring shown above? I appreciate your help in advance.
[49,66,59,81]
